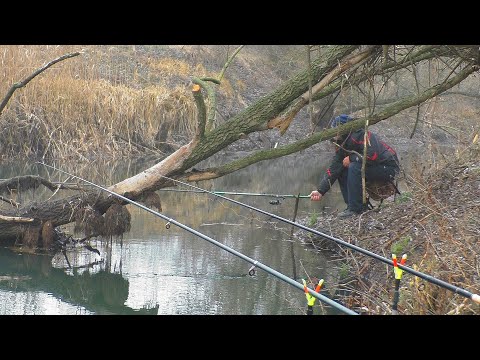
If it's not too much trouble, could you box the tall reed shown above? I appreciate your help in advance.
[0,45,234,161]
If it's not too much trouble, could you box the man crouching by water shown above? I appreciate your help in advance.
[309,114,400,218]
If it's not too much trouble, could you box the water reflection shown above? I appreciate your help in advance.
[0,247,157,314]
[0,152,348,315]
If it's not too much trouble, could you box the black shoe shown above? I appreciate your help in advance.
[338,208,360,218]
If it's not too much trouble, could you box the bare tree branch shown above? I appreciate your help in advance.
[184,63,477,182]
[218,45,244,83]
[0,52,81,116]
[0,175,84,193]
[267,46,378,135]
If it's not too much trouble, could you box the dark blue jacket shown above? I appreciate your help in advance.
[318,129,399,195]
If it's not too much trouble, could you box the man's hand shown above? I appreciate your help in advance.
[343,156,351,168]
[310,190,322,201]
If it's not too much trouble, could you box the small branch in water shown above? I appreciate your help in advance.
[59,259,104,271]
[62,249,71,269]
[84,243,101,256]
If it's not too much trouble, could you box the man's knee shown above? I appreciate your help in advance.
[348,161,362,176]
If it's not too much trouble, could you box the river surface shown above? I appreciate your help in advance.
[0,151,352,315]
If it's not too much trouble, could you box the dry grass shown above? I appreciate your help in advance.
[0,45,306,161]
[299,139,480,315]
[0,45,207,161]
[147,57,193,77]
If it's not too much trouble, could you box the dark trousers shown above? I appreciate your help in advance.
[338,161,398,213]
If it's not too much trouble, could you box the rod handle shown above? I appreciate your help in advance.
[472,294,480,304]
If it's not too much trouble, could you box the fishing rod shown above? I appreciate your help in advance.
[157,174,480,306]
[39,162,357,315]
[6,178,309,200]
[21,181,311,200]
[157,188,311,199]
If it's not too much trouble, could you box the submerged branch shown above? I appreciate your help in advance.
[0,175,84,194]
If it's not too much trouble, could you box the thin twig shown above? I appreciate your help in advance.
[218,45,244,83]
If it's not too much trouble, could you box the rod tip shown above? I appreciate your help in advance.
[472,294,480,304]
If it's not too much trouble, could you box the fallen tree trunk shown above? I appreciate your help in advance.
[0,45,478,250]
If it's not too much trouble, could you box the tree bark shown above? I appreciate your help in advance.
[0,45,478,248]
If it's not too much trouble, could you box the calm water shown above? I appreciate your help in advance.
[0,151,350,315]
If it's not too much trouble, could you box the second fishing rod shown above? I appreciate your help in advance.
[159,174,480,305]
